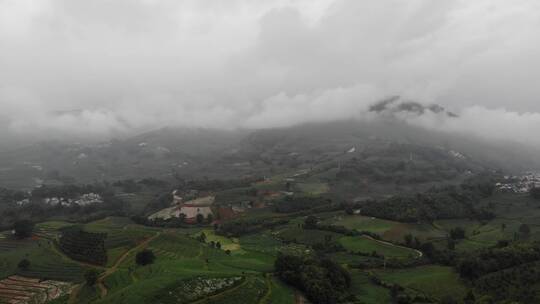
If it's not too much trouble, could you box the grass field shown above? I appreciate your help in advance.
[199,229,242,252]
[350,271,391,304]
[375,265,467,301]
[339,236,418,258]
[295,182,329,195]
[261,276,295,304]
[276,226,342,245]
[322,214,397,234]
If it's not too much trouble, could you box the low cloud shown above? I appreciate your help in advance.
[1,0,540,147]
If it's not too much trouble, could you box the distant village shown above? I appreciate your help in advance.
[496,172,540,194]
[16,193,103,207]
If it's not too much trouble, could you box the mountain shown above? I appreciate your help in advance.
[0,118,538,190]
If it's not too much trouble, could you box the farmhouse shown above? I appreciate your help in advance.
[148,195,215,223]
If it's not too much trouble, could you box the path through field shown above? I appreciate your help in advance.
[96,232,161,298]
[363,235,423,258]
[259,275,273,304]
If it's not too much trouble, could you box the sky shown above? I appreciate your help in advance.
[1,0,540,146]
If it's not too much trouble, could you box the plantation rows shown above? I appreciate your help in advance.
[0,239,35,252]
[17,261,85,282]
[0,275,72,304]
[104,234,135,249]
[59,227,107,265]
[33,227,59,240]
[149,234,201,257]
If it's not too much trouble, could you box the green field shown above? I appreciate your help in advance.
[261,276,295,304]
[322,214,397,234]
[276,226,342,245]
[3,189,536,304]
[374,265,467,301]
[339,236,419,258]
[295,182,329,195]
[350,271,392,304]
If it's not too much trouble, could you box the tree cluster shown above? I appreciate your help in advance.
[216,217,289,237]
[275,253,352,304]
[359,182,495,222]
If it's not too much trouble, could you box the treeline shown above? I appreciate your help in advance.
[0,188,27,204]
[455,242,540,303]
[335,143,478,185]
[475,261,540,303]
[457,242,540,280]
[216,217,289,237]
[358,180,495,222]
[274,196,333,213]
[175,177,260,192]
[275,253,352,304]
[31,183,109,199]
[112,178,170,193]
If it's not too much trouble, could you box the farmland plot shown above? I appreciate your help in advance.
[0,275,72,304]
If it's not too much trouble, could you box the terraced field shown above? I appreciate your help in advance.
[0,275,72,304]
[200,276,267,304]
[275,226,342,245]
[0,239,36,253]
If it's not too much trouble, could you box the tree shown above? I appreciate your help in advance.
[207,213,214,224]
[447,238,455,250]
[404,234,413,246]
[519,224,531,239]
[450,227,465,240]
[216,241,221,249]
[440,296,458,304]
[531,187,540,200]
[17,259,30,270]
[13,220,34,239]
[196,213,204,224]
[285,181,292,192]
[304,216,318,229]
[198,232,207,243]
[84,269,99,286]
[463,290,476,304]
[135,249,156,266]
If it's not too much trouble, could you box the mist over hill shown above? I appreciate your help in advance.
[1,116,538,190]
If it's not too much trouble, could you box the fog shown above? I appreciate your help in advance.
[1,0,540,146]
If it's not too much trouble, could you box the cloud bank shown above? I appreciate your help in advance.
[1,0,540,146]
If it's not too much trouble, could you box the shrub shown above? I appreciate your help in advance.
[136,249,156,266]
[13,220,34,239]
[84,269,99,286]
[18,259,30,270]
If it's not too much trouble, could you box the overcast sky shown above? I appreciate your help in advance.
[1,0,540,145]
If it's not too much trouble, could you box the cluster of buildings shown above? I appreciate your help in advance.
[149,192,215,224]
[496,173,540,193]
[16,193,103,207]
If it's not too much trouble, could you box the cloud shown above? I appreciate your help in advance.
[1,0,540,147]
